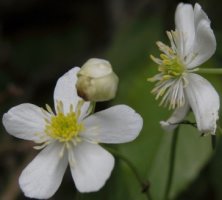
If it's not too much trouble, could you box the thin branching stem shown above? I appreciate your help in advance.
[106,147,152,200]
[211,135,216,150]
[164,127,180,200]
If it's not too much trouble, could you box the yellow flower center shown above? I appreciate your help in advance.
[148,31,188,109]
[44,102,83,142]
[158,53,185,80]
[149,37,185,82]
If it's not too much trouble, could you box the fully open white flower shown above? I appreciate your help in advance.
[2,67,143,199]
[149,3,219,135]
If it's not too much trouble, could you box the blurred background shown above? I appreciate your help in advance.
[1,0,222,199]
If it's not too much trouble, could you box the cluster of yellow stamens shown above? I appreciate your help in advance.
[148,31,188,109]
[44,101,84,143]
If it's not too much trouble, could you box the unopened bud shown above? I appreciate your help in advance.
[76,58,119,102]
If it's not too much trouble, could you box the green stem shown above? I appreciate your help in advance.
[177,120,196,128]
[211,135,216,150]
[86,102,96,115]
[91,102,96,113]
[106,147,152,200]
[164,127,180,200]
[197,68,222,74]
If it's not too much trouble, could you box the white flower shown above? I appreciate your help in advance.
[76,58,119,102]
[148,3,219,135]
[2,67,143,199]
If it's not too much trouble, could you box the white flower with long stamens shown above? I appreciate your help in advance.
[2,67,143,199]
[148,3,219,135]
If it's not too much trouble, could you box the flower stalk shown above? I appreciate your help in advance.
[106,147,152,200]
[164,127,179,200]
[211,135,216,150]
[197,68,222,74]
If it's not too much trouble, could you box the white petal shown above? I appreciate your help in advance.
[194,3,210,25]
[53,67,90,118]
[187,5,216,68]
[160,100,190,132]
[185,73,219,134]
[2,103,47,141]
[19,142,68,199]
[80,105,143,143]
[175,3,195,58]
[69,142,114,192]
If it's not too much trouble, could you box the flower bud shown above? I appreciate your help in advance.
[76,58,119,102]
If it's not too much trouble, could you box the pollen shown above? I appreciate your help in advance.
[45,102,83,142]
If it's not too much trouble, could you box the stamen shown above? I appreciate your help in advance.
[166,31,177,52]
[34,101,86,153]
[46,104,55,115]
[44,100,84,143]
[150,55,162,65]
[148,30,189,109]
[56,100,64,113]
[34,141,51,150]
[76,100,84,118]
